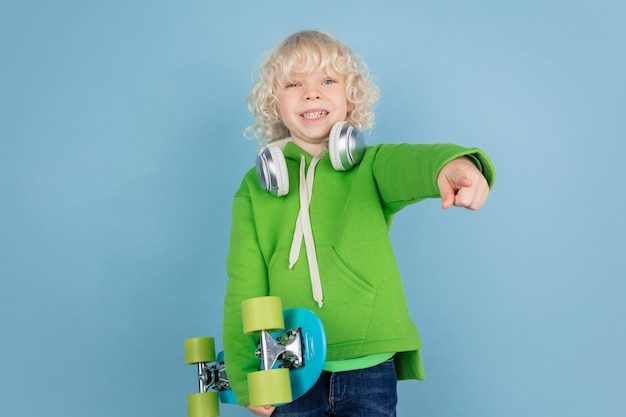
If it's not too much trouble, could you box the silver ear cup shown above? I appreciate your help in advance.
[329,121,365,171]
[255,146,289,196]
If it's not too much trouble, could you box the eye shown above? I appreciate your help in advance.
[322,79,337,85]
[285,81,301,88]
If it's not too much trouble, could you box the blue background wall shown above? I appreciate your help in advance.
[1,1,624,416]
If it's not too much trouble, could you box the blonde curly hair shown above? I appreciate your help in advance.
[245,30,380,143]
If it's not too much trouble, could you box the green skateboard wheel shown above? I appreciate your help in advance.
[248,368,292,407]
[187,392,219,417]
[184,337,216,364]
[241,296,284,334]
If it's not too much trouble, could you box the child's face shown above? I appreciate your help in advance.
[276,67,354,155]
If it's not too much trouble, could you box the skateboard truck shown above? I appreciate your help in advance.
[195,360,230,393]
[256,328,304,370]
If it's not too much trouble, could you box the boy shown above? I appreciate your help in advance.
[223,30,495,416]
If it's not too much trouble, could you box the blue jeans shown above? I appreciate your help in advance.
[272,358,397,417]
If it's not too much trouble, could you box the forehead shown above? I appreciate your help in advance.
[288,65,340,78]
[271,42,349,87]
[278,56,346,84]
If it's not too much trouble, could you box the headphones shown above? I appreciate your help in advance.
[255,121,365,196]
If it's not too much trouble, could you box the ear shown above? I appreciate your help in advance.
[347,101,355,113]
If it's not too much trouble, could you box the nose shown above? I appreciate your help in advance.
[304,85,321,101]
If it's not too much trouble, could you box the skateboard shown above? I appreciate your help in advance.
[184,296,327,417]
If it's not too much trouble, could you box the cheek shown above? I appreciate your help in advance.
[277,93,294,112]
[276,97,288,117]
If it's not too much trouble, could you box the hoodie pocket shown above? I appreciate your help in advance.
[315,245,377,346]
[267,245,377,347]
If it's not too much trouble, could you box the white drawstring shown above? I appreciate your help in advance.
[289,154,324,308]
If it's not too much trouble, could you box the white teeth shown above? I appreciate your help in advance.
[302,111,328,119]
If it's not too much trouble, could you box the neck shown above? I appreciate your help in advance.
[291,139,326,157]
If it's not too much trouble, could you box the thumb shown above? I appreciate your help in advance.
[439,180,456,209]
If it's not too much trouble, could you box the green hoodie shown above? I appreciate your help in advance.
[223,141,495,405]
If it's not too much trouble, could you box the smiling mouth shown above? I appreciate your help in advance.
[302,111,328,119]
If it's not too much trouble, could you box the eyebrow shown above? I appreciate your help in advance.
[287,71,342,81]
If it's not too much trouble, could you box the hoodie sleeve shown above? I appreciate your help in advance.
[223,176,270,406]
[370,143,496,214]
